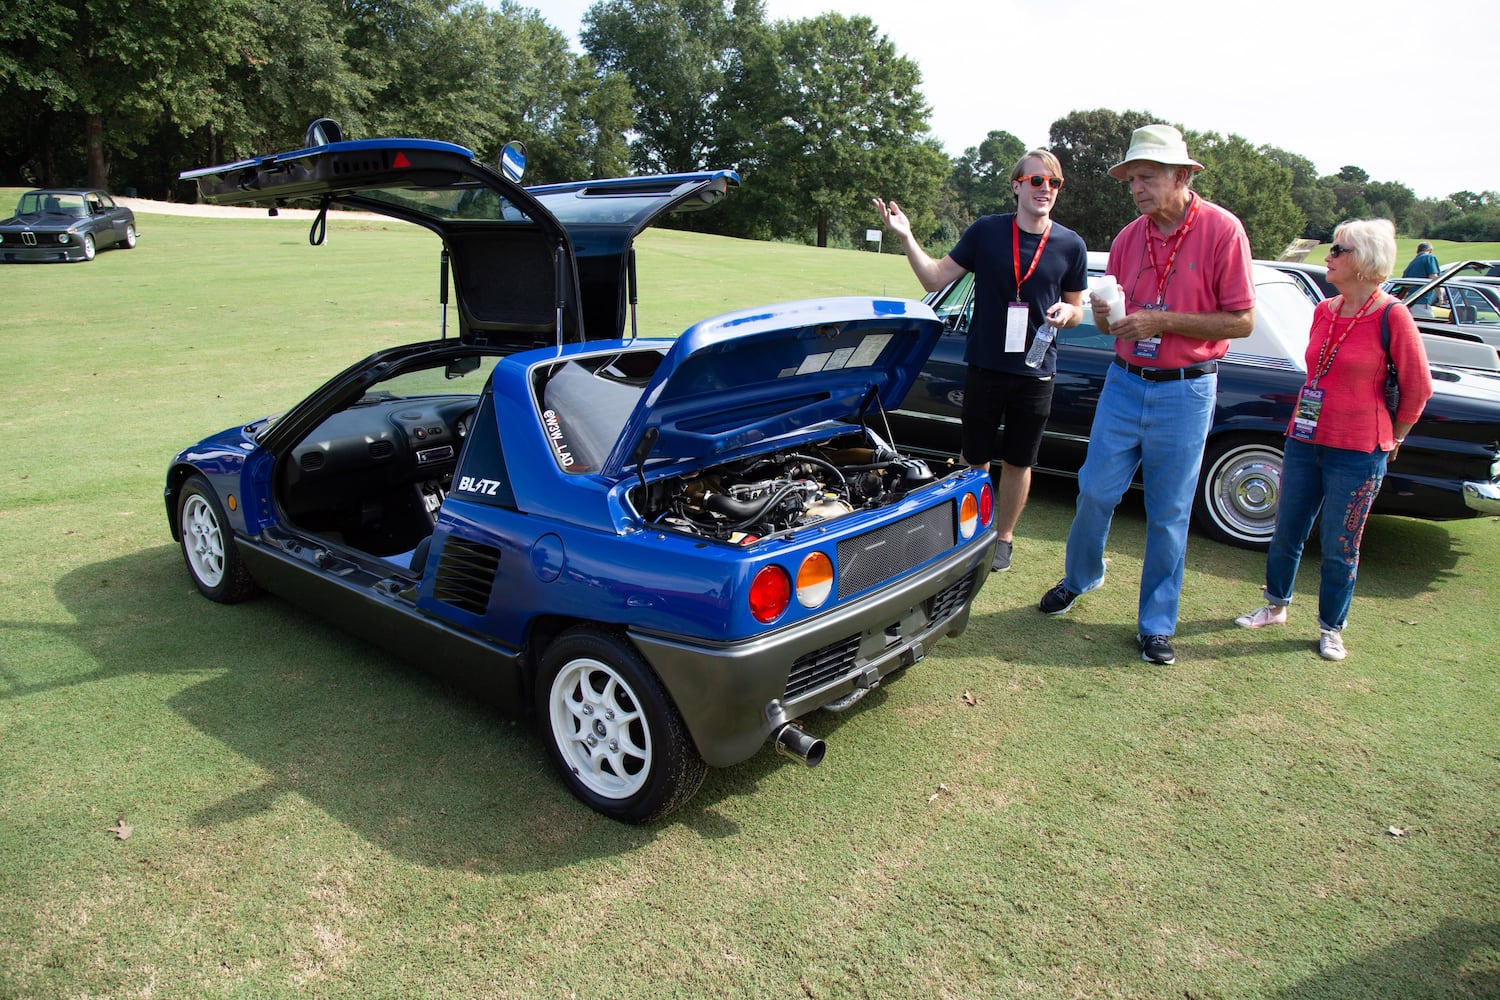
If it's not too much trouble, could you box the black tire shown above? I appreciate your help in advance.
[536,628,706,823]
[1194,436,1283,550]
[176,474,259,603]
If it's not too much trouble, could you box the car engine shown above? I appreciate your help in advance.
[636,435,942,542]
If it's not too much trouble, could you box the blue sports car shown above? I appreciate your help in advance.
[166,122,996,823]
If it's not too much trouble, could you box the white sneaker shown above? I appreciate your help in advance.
[1235,604,1288,629]
[1318,629,1347,661]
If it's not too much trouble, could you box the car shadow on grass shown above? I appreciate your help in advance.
[37,544,868,869]
[1268,917,1499,998]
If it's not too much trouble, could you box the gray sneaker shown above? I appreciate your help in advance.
[991,539,1013,573]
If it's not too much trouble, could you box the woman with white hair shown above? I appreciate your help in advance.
[1234,219,1433,660]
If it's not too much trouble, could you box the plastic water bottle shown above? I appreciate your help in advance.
[1025,323,1056,368]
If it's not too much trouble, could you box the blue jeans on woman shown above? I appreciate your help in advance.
[1062,363,1218,636]
[1261,438,1387,631]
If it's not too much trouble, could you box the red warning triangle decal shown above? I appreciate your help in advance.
[393,152,411,168]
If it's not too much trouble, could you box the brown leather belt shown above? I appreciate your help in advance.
[1113,357,1218,382]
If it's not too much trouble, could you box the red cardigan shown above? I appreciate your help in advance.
[1289,294,1433,452]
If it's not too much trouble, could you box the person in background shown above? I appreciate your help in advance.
[1402,241,1440,280]
[873,149,1088,574]
[1037,124,1255,666]
[1234,219,1433,660]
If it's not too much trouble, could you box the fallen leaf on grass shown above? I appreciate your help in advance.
[928,784,948,803]
[107,815,133,840]
[1400,620,1418,626]
[961,690,976,706]
[1387,826,1407,837]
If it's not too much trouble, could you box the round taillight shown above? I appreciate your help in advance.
[795,551,834,608]
[979,482,994,526]
[959,492,978,539]
[749,565,791,623]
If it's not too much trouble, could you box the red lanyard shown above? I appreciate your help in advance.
[1143,194,1200,307]
[1012,217,1052,295]
[1310,290,1382,388]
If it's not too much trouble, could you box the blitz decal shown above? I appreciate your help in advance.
[457,476,503,496]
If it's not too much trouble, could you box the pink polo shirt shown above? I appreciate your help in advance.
[1106,195,1256,369]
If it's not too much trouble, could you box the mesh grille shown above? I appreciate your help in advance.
[836,503,954,599]
[785,634,861,701]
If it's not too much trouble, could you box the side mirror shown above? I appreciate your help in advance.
[305,118,345,147]
[500,141,526,182]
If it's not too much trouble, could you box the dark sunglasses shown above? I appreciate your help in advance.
[1328,243,1355,258]
[1017,174,1063,190]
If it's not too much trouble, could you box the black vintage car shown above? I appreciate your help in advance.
[888,256,1500,549]
[0,188,138,263]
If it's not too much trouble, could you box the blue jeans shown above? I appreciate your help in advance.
[1063,364,1217,636]
[1262,438,1387,632]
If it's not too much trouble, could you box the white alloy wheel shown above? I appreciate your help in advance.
[549,653,654,800]
[181,492,226,588]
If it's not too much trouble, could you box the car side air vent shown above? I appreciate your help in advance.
[369,440,395,459]
[299,451,325,471]
[432,538,501,616]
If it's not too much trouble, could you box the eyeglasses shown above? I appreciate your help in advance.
[1017,174,1064,190]
[1328,244,1355,258]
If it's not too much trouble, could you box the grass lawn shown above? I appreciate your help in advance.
[1,204,1497,999]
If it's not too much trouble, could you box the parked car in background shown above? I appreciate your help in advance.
[0,188,137,263]
[165,122,995,823]
[888,253,1500,550]
[1265,259,1335,302]
[1385,261,1500,352]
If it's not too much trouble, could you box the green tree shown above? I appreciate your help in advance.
[948,130,1026,221]
[1187,131,1304,259]
[720,12,945,248]
[1046,108,1158,249]
[0,0,247,187]
[582,0,762,174]
[1262,144,1336,240]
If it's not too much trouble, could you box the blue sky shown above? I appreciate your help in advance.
[514,0,1497,201]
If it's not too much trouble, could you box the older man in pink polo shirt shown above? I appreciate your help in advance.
[1037,125,1256,666]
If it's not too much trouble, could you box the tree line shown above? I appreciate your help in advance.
[4,0,1498,255]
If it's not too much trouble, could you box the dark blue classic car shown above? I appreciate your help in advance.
[0,188,138,262]
[166,123,995,823]
[887,257,1500,549]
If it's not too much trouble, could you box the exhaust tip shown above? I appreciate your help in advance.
[773,724,826,768]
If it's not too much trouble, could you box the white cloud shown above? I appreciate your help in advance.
[519,0,1498,200]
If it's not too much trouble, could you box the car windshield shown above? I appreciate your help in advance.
[19,192,87,217]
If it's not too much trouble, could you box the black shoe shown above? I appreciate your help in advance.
[1038,578,1079,615]
[991,539,1012,573]
[1137,634,1176,665]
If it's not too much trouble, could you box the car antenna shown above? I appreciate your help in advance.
[439,250,450,340]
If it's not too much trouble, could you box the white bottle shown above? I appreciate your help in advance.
[1096,275,1126,324]
[1025,323,1056,368]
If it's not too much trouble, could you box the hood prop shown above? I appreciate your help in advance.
[627,247,639,341]
[438,250,450,340]
[630,426,658,492]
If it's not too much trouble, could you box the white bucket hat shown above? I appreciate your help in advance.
[1108,124,1204,180]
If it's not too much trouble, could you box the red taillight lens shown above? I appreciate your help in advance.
[795,551,834,608]
[979,482,994,526]
[749,565,792,623]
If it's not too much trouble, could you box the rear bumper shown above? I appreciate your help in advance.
[631,530,994,767]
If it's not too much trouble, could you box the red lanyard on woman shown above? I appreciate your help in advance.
[1012,218,1051,293]
[1143,194,1201,307]
[1309,290,1382,389]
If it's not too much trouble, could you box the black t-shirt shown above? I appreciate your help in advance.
[949,214,1089,376]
